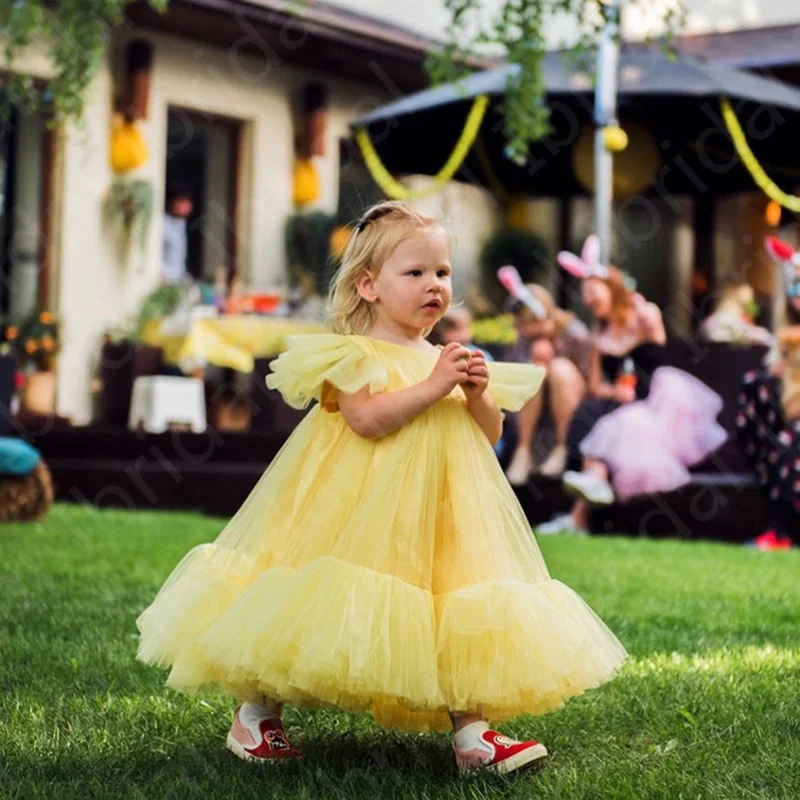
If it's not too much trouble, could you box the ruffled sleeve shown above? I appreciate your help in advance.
[267,334,389,412]
[487,362,546,412]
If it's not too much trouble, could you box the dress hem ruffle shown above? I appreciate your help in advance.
[137,548,626,732]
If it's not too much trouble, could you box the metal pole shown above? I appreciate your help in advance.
[594,0,620,264]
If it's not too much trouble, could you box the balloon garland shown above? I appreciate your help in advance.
[721,96,800,212]
[355,95,490,201]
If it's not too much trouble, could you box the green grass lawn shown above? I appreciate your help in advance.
[1,505,799,799]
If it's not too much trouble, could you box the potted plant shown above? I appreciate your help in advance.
[9,310,61,415]
[103,178,154,259]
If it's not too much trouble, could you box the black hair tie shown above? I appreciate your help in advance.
[355,205,393,234]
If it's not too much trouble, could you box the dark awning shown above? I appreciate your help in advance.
[355,47,800,124]
[351,46,800,197]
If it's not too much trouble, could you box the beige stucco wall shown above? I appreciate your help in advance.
[28,2,800,422]
[0,37,56,80]
[49,27,394,423]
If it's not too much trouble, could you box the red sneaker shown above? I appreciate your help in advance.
[454,727,548,775]
[226,704,303,763]
[751,530,793,551]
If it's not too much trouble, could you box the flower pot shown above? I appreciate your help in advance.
[23,370,57,415]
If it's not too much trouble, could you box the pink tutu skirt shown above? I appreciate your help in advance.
[580,367,727,501]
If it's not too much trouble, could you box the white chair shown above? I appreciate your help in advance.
[128,376,207,434]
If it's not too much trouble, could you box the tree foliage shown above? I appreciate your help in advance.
[0,0,167,124]
[427,0,687,164]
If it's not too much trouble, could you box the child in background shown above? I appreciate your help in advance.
[700,283,772,346]
[430,307,494,362]
[504,284,590,485]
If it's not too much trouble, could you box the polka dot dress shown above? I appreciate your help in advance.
[736,369,800,512]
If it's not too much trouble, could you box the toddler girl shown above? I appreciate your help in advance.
[137,202,626,775]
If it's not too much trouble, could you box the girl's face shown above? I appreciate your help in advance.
[581,277,612,320]
[359,227,452,336]
[169,196,193,219]
[442,315,473,346]
[516,314,555,341]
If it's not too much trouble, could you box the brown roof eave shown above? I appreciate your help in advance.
[125,0,494,90]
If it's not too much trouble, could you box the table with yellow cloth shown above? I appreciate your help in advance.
[141,316,328,374]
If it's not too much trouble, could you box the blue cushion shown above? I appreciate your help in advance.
[0,438,40,476]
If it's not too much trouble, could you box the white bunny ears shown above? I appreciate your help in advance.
[557,235,637,291]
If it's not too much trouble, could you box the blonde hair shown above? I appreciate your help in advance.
[329,201,444,335]
[714,282,755,314]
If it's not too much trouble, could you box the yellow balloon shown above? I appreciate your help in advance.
[110,119,149,174]
[293,159,321,207]
[573,121,661,199]
[602,125,629,153]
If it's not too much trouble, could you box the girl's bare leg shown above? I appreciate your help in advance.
[540,359,585,477]
[566,458,611,530]
[506,384,545,485]
[548,358,585,444]
[572,499,590,530]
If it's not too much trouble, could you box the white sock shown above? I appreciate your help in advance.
[453,720,490,751]
[239,700,281,732]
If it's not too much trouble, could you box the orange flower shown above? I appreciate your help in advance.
[41,336,54,352]
[39,312,54,325]
[5,326,18,341]
[25,340,38,354]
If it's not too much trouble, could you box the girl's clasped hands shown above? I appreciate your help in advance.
[427,342,489,401]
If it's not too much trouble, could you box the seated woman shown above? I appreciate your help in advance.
[503,284,590,485]
[538,237,726,535]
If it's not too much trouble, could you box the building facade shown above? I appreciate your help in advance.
[4,0,800,422]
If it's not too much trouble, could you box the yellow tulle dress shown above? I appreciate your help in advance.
[136,334,627,732]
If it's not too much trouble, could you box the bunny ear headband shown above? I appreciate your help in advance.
[765,236,800,298]
[557,235,637,292]
[497,265,548,320]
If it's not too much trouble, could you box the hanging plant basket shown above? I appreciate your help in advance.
[102,177,154,257]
